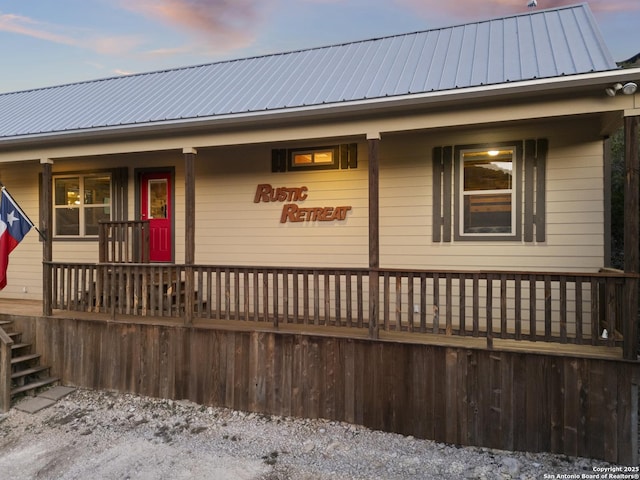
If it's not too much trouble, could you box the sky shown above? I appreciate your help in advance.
[0,0,638,94]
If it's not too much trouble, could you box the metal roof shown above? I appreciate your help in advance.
[0,3,617,141]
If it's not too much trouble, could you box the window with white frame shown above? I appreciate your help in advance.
[460,147,515,236]
[54,173,111,237]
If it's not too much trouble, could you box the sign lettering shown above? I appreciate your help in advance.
[254,184,352,224]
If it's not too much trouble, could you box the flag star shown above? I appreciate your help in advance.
[6,210,17,226]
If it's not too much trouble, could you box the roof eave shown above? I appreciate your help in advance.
[1,68,638,149]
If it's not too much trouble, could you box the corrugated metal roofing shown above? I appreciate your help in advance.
[0,3,617,140]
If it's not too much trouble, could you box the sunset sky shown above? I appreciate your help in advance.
[0,0,638,93]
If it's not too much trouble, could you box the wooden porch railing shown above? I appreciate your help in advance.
[0,326,13,413]
[98,221,150,264]
[47,262,638,357]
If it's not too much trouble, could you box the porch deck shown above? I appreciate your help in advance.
[0,298,624,360]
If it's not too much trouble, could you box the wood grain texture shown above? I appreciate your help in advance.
[13,315,639,465]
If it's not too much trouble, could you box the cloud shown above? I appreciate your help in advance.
[0,11,143,55]
[120,0,271,52]
[0,13,77,45]
[396,0,639,20]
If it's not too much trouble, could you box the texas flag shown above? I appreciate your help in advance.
[0,188,34,290]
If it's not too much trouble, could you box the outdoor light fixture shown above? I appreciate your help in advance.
[605,82,638,97]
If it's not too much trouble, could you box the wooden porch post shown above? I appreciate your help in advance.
[184,147,197,325]
[368,134,380,339]
[623,115,639,360]
[40,158,53,317]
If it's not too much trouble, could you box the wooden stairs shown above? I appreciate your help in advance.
[0,320,58,399]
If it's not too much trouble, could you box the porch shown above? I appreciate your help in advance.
[44,261,636,360]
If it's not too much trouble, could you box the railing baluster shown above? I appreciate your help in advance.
[346,271,353,328]
[514,274,521,341]
[590,278,599,345]
[574,277,583,344]
[458,274,466,336]
[334,272,341,327]
[446,273,452,336]
[313,270,320,325]
[303,271,310,325]
[234,268,240,322]
[356,272,363,328]
[273,270,279,328]
[560,276,567,343]
[323,271,330,326]
[606,278,617,347]
[407,272,414,332]
[500,274,507,339]
[544,275,552,341]
[432,273,440,334]
[420,273,427,333]
[293,270,300,324]
[472,273,479,337]
[486,275,493,349]
[529,276,536,342]
[395,273,402,330]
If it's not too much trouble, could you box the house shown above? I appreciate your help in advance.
[0,3,638,463]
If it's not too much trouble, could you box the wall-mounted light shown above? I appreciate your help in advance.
[605,82,637,97]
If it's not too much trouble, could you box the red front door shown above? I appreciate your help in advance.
[141,172,172,262]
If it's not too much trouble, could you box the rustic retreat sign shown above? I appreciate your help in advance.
[254,184,352,224]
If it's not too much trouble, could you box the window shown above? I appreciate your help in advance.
[271,143,358,172]
[460,147,515,236]
[291,148,336,167]
[432,139,547,243]
[54,173,111,237]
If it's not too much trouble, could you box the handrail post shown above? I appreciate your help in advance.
[41,158,53,316]
[0,327,14,413]
[623,115,639,360]
[184,147,197,326]
[368,134,380,339]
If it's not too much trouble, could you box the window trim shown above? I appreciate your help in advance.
[288,146,340,171]
[453,141,523,241]
[52,171,113,239]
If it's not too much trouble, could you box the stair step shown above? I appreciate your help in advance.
[8,332,20,339]
[11,342,31,351]
[11,377,59,397]
[0,320,12,327]
[11,365,50,380]
[11,353,41,365]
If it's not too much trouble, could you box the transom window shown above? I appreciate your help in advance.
[288,146,340,171]
[54,173,111,237]
[460,147,515,236]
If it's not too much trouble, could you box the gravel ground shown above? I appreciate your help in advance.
[0,388,620,479]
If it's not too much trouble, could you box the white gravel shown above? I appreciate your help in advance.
[0,388,618,479]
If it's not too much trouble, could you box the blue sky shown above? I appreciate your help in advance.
[0,0,638,94]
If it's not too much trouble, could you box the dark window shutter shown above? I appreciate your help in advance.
[432,146,453,242]
[271,149,287,172]
[442,146,452,242]
[535,139,547,242]
[340,144,348,169]
[432,147,443,242]
[524,139,536,242]
[348,143,358,169]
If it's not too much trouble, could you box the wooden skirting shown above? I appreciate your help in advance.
[10,314,640,465]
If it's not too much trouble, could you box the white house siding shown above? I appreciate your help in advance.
[379,118,605,273]
[193,142,369,268]
[0,161,42,299]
